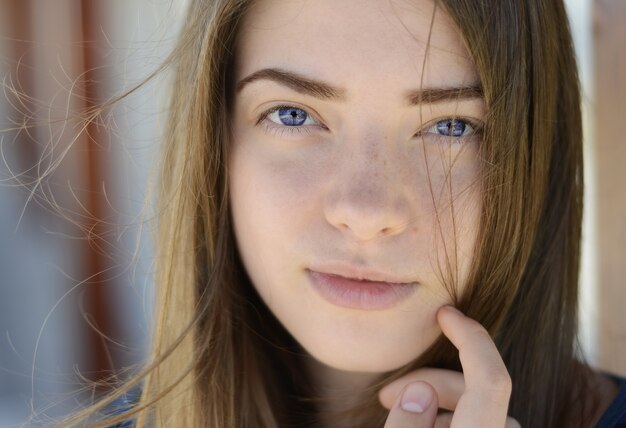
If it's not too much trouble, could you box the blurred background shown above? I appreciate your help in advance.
[0,1,187,425]
[0,0,624,426]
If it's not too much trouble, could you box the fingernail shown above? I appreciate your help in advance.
[400,382,432,414]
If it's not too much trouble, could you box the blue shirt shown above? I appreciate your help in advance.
[107,376,626,427]
[596,375,626,428]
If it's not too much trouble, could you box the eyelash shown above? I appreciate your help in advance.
[256,104,483,140]
[416,117,483,141]
[256,105,326,137]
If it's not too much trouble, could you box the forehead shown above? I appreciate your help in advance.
[235,0,478,90]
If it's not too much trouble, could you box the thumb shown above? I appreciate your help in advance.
[383,381,438,428]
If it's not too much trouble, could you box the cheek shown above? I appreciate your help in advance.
[228,135,326,288]
[415,143,482,290]
[229,140,321,234]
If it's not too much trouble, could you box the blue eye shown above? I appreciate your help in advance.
[267,107,316,126]
[423,118,477,138]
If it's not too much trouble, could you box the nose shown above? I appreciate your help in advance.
[323,165,412,242]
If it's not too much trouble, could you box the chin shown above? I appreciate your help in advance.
[303,337,427,373]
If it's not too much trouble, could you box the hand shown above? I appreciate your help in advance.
[379,306,520,428]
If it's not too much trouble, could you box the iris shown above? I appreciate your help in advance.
[436,119,468,137]
[278,107,308,126]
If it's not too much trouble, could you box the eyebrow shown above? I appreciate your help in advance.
[236,68,345,99]
[236,68,483,104]
[406,86,483,105]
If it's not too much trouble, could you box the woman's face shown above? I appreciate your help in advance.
[230,0,485,373]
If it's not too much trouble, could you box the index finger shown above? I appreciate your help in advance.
[437,306,512,428]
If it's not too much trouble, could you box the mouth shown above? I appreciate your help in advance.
[307,262,417,284]
[306,266,418,311]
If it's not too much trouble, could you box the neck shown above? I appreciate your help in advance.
[304,356,382,427]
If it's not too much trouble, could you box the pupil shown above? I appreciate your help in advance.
[278,107,307,126]
[437,119,465,137]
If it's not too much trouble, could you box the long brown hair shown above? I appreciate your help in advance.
[62,0,593,426]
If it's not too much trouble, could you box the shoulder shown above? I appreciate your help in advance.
[595,374,626,428]
[104,387,141,428]
[108,419,135,428]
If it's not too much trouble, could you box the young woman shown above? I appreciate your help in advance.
[63,0,626,426]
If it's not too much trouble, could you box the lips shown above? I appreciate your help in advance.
[306,266,418,310]
[307,262,416,284]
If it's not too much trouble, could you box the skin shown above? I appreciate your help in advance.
[229,0,512,425]
[380,306,518,427]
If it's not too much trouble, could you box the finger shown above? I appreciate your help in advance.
[506,417,522,428]
[379,368,465,411]
[434,413,521,428]
[437,306,512,428]
[434,413,453,428]
[383,381,438,428]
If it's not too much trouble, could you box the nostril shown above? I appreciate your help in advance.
[323,185,411,241]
